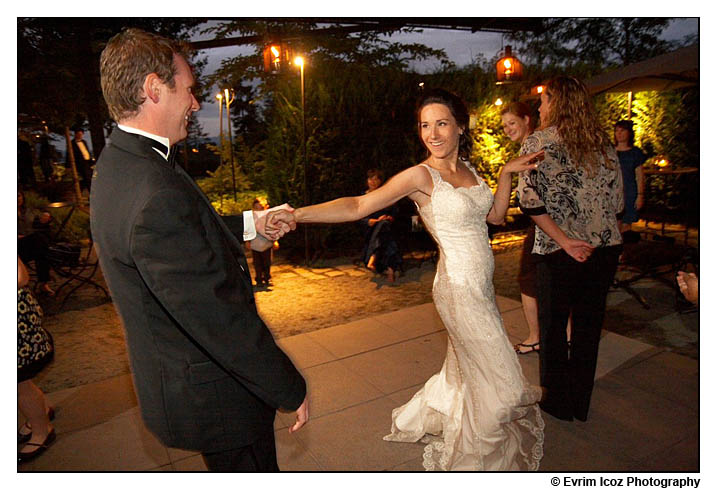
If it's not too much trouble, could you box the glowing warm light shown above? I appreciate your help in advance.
[537,86,543,94]
[495,45,523,85]
[494,98,503,106]
[216,93,222,101]
[419,82,425,88]
[191,148,199,153]
[271,46,280,58]
[294,56,304,68]
[657,159,669,168]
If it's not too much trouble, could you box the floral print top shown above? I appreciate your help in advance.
[517,126,624,255]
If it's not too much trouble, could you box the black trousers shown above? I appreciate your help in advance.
[536,245,621,422]
[201,424,279,472]
[18,234,51,282]
[251,248,272,284]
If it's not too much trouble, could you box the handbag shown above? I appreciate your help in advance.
[17,287,54,370]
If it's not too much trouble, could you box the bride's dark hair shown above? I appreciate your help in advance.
[416,88,472,161]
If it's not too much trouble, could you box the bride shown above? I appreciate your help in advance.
[293,88,545,470]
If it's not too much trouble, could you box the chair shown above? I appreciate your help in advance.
[612,237,690,310]
[44,202,110,311]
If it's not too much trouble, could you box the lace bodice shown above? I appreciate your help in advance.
[417,162,494,284]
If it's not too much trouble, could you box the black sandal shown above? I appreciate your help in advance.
[18,429,56,463]
[17,407,55,444]
[514,342,540,355]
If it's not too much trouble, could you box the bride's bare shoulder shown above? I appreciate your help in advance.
[390,163,433,201]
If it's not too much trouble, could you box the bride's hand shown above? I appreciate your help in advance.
[502,150,545,175]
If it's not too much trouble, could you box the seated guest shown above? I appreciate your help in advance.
[359,169,402,282]
[17,190,54,296]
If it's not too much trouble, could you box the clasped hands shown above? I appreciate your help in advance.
[253,204,298,242]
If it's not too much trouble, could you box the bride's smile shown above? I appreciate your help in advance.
[419,103,463,161]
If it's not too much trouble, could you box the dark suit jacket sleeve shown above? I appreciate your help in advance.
[131,187,305,411]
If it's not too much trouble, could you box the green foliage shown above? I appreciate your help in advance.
[594,88,698,168]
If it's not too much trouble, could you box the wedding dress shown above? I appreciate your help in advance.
[383,162,544,471]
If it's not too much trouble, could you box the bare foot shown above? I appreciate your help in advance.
[366,255,376,272]
[676,271,698,304]
[387,267,395,283]
[39,283,55,296]
[514,339,540,354]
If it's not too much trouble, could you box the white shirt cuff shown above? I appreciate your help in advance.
[243,210,257,241]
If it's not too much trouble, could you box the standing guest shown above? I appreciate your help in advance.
[91,28,307,472]
[18,256,56,463]
[39,135,55,183]
[251,198,273,287]
[66,129,94,194]
[18,136,36,188]
[501,103,572,355]
[292,88,545,470]
[360,168,402,282]
[517,76,624,422]
[614,120,646,233]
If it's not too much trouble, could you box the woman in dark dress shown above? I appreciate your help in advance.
[360,169,402,282]
[614,120,646,233]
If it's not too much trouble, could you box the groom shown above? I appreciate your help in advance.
[91,28,308,471]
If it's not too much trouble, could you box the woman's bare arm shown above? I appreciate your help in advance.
[487,151,544,225]
[294,165,432,224]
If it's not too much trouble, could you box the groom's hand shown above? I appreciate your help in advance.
[289,396,309,433]
[254,203,296,241]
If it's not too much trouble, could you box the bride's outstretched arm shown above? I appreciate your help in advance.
[294,166,431,224]
[486,150,543,225]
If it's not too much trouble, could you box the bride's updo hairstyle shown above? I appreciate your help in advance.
[416,88,472,161]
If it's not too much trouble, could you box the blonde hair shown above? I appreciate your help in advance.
[541,76,614,173]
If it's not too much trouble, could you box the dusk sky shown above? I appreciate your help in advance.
[193,18,699,139]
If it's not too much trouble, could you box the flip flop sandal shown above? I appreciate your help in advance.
[514,342,540,355]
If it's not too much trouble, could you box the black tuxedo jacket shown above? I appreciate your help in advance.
[90,129,305,452]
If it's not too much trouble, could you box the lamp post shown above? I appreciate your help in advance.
[223,88,237,201]
[216,92,224,162]
[295,55,309,266]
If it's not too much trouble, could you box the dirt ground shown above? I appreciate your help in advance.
[33,244,521,393]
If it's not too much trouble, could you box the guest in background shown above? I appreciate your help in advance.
[66,129,94,194]
[18,256,56,463]
[614,120,646,234]
[18,136,36,188]
[251,198,274,287]
[517,76,624,422]
[359,169,402,283]
[39,134,55,183]
[501,102,572,355]
[18,189,54,296]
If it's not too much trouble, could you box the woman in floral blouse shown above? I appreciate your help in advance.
[517,76,624,422]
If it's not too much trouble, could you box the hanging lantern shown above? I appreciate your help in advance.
[263,43,293,73]
[530,85,545,96]
[496,45,523,85]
